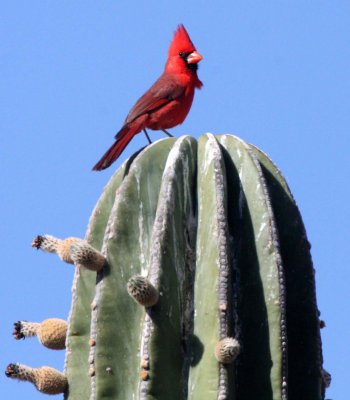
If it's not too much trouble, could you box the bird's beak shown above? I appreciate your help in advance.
[187,51,203,64]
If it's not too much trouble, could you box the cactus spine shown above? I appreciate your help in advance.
[7,134,326,400]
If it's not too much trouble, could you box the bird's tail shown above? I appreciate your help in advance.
[92,123,143,171]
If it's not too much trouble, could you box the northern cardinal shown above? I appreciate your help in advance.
[93,24,203,171]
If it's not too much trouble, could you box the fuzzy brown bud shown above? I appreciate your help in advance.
[127,275,159,307]
[32,235,82,264]
[5,363,67,394]
[13,318,67,350]
[70,241,106,271]
[214,337,240,364]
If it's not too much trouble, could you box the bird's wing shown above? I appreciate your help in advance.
[121,74,185,128]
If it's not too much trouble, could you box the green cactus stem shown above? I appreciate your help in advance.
[13,318,67,350]
[5,363,67,395]
[8,134,326,400]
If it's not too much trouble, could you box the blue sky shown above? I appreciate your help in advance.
[1,1,349,398]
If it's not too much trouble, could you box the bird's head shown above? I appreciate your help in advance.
[166,25,203,84]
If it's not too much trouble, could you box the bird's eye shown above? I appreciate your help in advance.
[179,51,185,57]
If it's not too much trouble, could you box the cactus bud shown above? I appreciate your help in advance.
[13,318,67,350]
[70,241,105,271]
[214,337,240,364]
[32,235,82,264]
[127,275,159,307]
[5,363,67,394]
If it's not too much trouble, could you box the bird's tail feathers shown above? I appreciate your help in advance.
[92,124,141,171]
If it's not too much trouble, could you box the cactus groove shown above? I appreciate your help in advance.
[7,134,326,400]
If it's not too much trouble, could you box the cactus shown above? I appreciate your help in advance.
[6,134,327,399]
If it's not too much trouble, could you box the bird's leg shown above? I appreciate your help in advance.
[162,129,173,137]
[143,129,152,144]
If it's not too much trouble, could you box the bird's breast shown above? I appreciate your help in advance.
[147,86,195,130]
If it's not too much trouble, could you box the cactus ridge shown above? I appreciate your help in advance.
[89,138,177,399]
[64,157,132,400]
[251,144,325,398]
[138,136,197,399]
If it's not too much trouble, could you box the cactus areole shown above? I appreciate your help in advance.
[8,134,326,400]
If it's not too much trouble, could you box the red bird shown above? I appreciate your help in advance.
[93,24,203,171]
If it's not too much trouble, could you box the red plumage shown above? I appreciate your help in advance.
[93,24,203,171]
